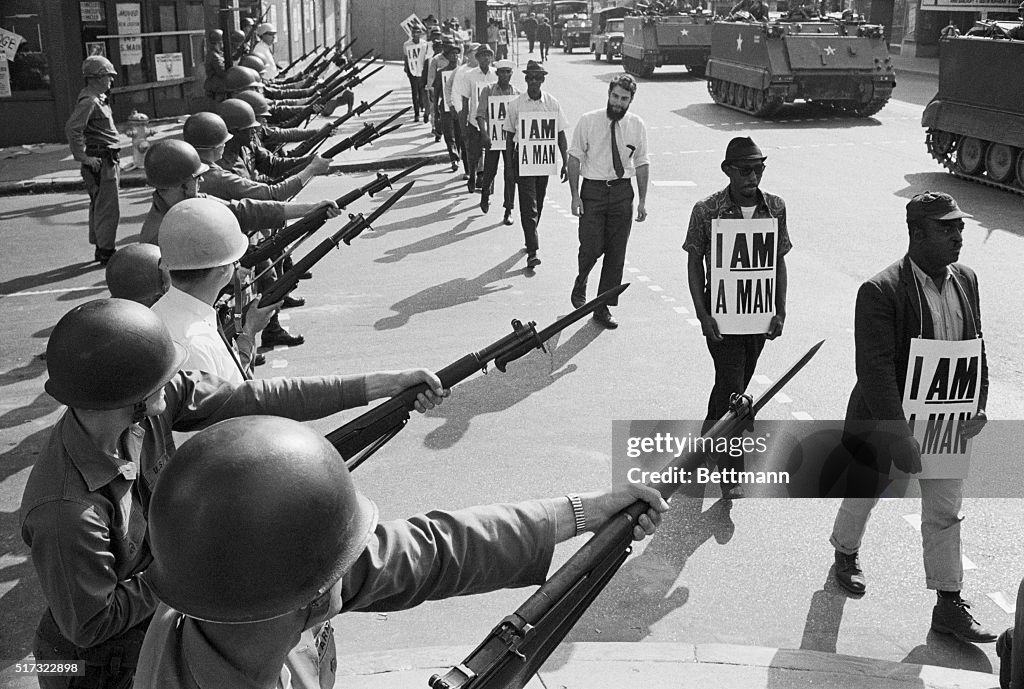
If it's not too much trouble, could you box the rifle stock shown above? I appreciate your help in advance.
[426,341,825,689]
[325,285,630,470]
[256,181,414,307]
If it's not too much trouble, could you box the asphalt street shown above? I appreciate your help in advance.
[0,49,1021,682]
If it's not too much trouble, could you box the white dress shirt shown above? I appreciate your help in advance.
[151,286,246,384]
[568,108,649,180]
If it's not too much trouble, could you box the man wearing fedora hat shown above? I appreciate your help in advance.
[828,190,995,645]
[477,59,519,225]
[684,136,789,498]
[504,60,569,268]
[453,43,497,192]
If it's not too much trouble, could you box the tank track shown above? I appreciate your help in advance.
[925,129,1024,196]
[707,78,891,119]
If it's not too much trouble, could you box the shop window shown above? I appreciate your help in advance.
[2,0,51,93]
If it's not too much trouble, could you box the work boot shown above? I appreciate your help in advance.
[262,315,304,348]
[95,248,116,265]
[833,550,866,595]
[932,594,998,644]
[996,628,1012,689]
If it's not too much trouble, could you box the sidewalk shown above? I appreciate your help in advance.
[0,61,449,197]
[889,51,940,78]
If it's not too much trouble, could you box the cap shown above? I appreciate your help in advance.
[494,60,514,71]
[475,43,494,56]
[466,42,481,54]
[724,136,766,162]
[906,191,971,221]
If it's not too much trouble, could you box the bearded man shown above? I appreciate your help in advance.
[566,74,649,329]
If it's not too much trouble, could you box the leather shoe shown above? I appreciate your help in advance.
[526,253,541,268]
[281,295,305,309]
[502,210,514,225]
[833,550,866,595]
[593,308,618,329]
[571,292,586,309]
[932,595,998,644]
[95,248,116,265]
[480,195,490,213]
[262,327,305,348]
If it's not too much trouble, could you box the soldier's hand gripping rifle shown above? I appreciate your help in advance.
[287,90,393,157]
[426,340,825,689]
[239,160,429,270]
[319,107,409,159]
[325,284,631,470]
[253,181,415,308]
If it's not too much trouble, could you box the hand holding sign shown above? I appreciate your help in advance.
[889,435,922,475]
[766,313,784,340]
[960,408,987,439]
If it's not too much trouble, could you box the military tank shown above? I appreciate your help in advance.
[922,35,1024,193]
[706,19,895,117]
[621,13,713,78]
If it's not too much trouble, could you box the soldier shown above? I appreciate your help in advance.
[233,89,331,157]
[218,99,319,191]
[133,416,667,688]
[203,30,229,102]
[504,61,570,269]
[152,198,280,382]
[567,74,650,330]
[251,23,281,79]
[66,55,120,265]
[105,243,169,307]
[21,299,445,688]
[1007,1,1024,39]
[477,59,519,225]
[683,137,789,499]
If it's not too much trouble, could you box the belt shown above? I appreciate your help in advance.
[583,178,631,187]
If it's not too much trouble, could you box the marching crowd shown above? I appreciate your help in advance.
[19,11,1023,689]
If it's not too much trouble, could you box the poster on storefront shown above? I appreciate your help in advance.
[894,337,983,479]
[116,3,143,65]
[155,52,184,81]
[80,1,105,23]
[400,13,427,38]
[0,28,24,62]
[86,42,107,57]
[708,218,778,335]
[518,112,559,177]
[0,59,11,98]
[487,95,514,145]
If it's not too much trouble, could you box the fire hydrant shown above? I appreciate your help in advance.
[125,110,153,170]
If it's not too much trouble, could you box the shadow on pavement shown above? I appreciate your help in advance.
[374,215,503,264]
[899,172,1024,241]
[798,569,853,653]
[374,252,524,330]
[0,357,46,388]
[0,262,101,299]
[673,102,884,129]
[421,322,603,450]
[902,629,994,674]
[0,505,44,671]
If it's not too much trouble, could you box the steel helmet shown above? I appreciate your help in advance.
[229,28,246,44]
[144,140,210,189]
[256,22,278,37]
[233,90,271,117]
[207,29,224,43]
[182,112,231,149]
[45,299,186,410]
[148,416,379,623]
[218,98,260,131]
[158,198,248,270]
[82,55,117,78]
[105,243,168,307]
[225,65,262,92]
[238,54,266,73]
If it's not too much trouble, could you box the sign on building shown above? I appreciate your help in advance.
[155,52,185,81]
[116,3,142,65]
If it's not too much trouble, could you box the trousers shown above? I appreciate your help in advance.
[515,174,548,253]
[574,179,634,306]
[480,148,516,210]
[464,122,483,180]
[81,156,120,252]
[406,73,425,118]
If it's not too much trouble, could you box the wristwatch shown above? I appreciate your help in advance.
[566,494,587,536]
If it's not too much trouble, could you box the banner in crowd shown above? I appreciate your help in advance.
[708,218,777,335]
[518,112,558,176]
[487,95,514,144]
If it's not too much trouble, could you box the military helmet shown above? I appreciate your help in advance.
[225,65,262,92]
[218,98,260,131]
[233,90,271,117]
[45,299,186,410]
[182,112,231,149]
[148,416,379,623]
[230,28,247,44]
[207,29,224,43]
[159,198,248,270]
[238,54,267,73]
[105,243,168,307]
[82,55,117,78]
[144,140,210,189]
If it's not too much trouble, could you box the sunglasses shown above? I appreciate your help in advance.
[525,74,545,82]
[727,163,766,175]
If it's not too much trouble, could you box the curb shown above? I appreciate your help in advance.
[0,153,451,197]
[334,643,999,689]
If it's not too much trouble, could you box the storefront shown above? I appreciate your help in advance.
[896,0,1017,55]
[0,0,347,146]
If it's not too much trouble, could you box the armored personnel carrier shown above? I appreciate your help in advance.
[706,19,895,117]
[621,13,713,78]
[922,35,1024,193]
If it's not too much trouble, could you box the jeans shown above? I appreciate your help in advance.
[575,179,633,307]
[830,478,965,591]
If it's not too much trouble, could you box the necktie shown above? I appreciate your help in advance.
[610,120,624,179]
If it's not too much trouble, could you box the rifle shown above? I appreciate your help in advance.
[325,284,631,470]
[255,181,414,307]
[426,340,825,689]
[288,90,393,157]
[278,46,317,80]
[239,160,430,269]
[319,107,409,159]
